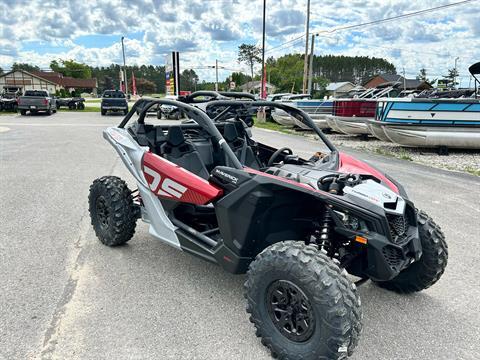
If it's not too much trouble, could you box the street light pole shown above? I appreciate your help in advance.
[121,37,128,97]
[307,34,315,95]
[302,0,311,94]
[261,0,266,99]
[215,59,219,91]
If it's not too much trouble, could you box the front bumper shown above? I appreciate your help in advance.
[365,227,422,281]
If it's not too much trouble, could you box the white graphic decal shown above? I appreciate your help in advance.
[144,166,187,199]
[162,178,187,198]
[144,166,160,191]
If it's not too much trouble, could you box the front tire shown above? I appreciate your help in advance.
[88,176,137,246]
[375,209,448,293]
[101,109,106,116]
[245,241,362,360]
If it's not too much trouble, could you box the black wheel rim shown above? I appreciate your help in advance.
[95,196,109,229]
[266,280,315,342]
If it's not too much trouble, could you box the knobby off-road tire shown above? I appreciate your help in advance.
[88,176,137,246]
[245,241,362,360]
[375,209,448,293]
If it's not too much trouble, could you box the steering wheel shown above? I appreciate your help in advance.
[267,147,293,167]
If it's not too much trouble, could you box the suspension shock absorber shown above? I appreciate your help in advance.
[317,208,334,256]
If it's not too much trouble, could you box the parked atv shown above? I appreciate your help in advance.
[56,97,85,110]
[89,99,448,359]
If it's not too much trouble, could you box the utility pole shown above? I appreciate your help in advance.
[307,34,315,95]
[215,59,219,91]
[402,67,406,91]
[121,37,128,97]
[302,0,311,94]
[454,56,459,89]
[261,0,266,99]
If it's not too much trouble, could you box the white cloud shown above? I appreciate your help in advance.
[0,0,478,85]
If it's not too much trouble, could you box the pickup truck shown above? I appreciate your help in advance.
[101,90,128,115]
[18,90,56,115]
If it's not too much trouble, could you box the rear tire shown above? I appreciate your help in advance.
[88,176,137,246]
[375,209,448,293]
[245,241,362,360]
[20,110,27,116]
[101,109,106,116]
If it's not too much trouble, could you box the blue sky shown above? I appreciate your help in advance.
[0,0,479,86]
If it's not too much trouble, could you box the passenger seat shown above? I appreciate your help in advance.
[160,126,210,179]
[223,123,260,169]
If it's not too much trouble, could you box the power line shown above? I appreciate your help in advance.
[265,0,476,54]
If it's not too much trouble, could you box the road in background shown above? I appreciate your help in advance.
[0,112,479,359]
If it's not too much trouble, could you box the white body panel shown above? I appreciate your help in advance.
[103,127,181,248]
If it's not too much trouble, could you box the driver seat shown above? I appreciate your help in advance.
[160,126,210,179]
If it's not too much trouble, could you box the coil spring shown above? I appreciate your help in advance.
[317,210,334,256]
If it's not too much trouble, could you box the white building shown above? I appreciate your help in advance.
[0,70,58,94]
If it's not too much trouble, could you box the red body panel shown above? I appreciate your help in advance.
[247,153,398,195]
[338,152,398,193]
[142,152,223,205]
[333,100,376,118]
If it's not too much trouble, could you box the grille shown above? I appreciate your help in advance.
[382,246,404,269]
[386,214,409,245]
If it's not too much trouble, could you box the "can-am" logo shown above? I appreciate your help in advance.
[144,166,187,198]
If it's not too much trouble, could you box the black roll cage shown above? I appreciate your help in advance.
[119,98,337,170]
[178,90,256,103]
[469,62,480,99]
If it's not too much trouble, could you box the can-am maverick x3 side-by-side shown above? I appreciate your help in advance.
[89,99,448,360]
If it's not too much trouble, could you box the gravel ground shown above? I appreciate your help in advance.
[1,112,479,360]
[288,129,480,176]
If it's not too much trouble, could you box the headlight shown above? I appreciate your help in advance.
[334,210,370,232]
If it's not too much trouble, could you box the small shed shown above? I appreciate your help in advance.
[325,82,355,97]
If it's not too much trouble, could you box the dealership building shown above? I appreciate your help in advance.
[0,70,97,95]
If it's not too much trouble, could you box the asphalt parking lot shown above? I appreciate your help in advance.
[1,112,479,360]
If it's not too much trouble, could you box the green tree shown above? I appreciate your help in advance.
[265,54,397,92]
[442,68,459,88]
[225,72,252,89]
[50,59,92,79]
[180,69,199,91]
[130,77,156,95]
[103,76,114,91]
[11,62,40,72]
[238,43,261,80]
[416,68,436,86]
[267,54,305,92]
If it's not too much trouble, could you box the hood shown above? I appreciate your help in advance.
[338,152,398,194]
